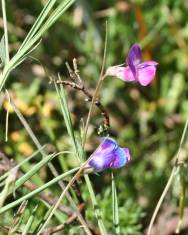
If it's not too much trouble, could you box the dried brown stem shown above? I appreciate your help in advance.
[0,152,82,216]
[1,204,88,235]
[24,180,77,215]
[56,80,110,130]
[5,91,92,235]
[42,203,85,235]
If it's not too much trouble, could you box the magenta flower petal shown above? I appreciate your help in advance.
[106,66,135,82]
[121,66,136,82]
[106,43,158,86]
[106,61,157,86]
[88,137,131,172]
[127,44,142,78]
[137,62,157,86]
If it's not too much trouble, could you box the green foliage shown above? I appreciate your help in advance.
[0,0,188,234]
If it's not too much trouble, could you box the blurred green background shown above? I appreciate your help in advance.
[0,0,188,234]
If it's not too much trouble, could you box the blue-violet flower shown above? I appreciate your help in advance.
[88,137,131,172]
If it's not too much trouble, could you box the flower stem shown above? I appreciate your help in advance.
[82,21,108,148]
[36,21,109,235]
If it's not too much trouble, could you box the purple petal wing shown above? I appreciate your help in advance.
[89,152,115,172]
[127,44,142,78]
[110,147,131,169]
[137,61,158,86]
[88,138,131,172]
[92,137,117,156]
[123,148,131,161]
[88,138,118,172]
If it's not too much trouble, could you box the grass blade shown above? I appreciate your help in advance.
[0,35,6,64]
[14,152,56,190]
[18,0,57,51]
[112,173,120,235]
[0,0,76,91]
[0,145,46,183]
[22,205,38,235]
[55,80,108,234]
[1,0,9,63]
[147,119,188,235]
[0,166,79,214]
[84,175,108,235]
[54,81,78,157]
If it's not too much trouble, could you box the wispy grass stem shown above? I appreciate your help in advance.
[147,119,188,235]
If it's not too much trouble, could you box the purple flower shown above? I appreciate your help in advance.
[106,43,158,86]
[88,137,131,172]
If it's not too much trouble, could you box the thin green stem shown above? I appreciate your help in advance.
[82,21,108,148]
[22,205,38,235]
[84,175,107,235]
[5,95,10,142]
[0,167,79,214]
[36,166,85,234]
[37,22,108,235]
[9,91,91,235]
[112,173,120,235]
[37,22,109,235]
[147,119,188,235]
[1,0,9,63]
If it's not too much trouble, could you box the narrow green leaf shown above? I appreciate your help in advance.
[19,0,57,51]
[84,175,107,235]
[54,75,107,235]
[0,0,76,92]
[33,201,65,234]
[0,146,46,183]
[1,0,9,63]
[111,173,120,235]
[0,166,79,214]
[14,152,56,190]
[0,35,6,64]
[22,205,38,235]
[55,81,79,158]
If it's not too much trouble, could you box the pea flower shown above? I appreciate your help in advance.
[88,137,131,172]
[106,43,158,86]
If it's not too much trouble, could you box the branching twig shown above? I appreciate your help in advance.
[5,91,92,235]
[0,152,79,216]
[1,204,87,235]
[8,200,28,233]
[56,79,110,132]
[56,57,110,135]
[38,22,109,235]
